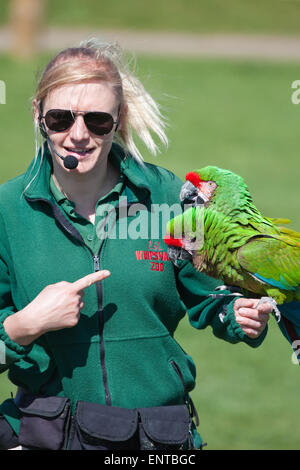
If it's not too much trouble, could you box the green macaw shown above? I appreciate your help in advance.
[164,166,300,348]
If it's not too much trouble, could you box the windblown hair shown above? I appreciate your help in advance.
[33,38,168,164]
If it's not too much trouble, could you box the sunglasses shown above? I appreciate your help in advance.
[42,109,119,136]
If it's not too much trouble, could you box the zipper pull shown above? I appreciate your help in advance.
[93,255,100,272]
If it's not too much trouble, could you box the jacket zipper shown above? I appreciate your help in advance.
[93,252,111,405]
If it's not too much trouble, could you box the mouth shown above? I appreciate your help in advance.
[64,147,95,158]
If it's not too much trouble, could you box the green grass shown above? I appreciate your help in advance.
[2,0,300,34]
[176,317,300,450]
[0,52,300,449]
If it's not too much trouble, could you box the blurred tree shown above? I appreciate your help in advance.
[9,0,46,59]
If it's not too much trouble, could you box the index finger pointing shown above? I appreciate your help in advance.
[72,270,111,291]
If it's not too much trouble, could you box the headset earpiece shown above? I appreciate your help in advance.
[38,114,48,139]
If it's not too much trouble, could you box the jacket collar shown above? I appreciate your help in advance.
[23,142,152,204]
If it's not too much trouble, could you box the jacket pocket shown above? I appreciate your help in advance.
[18,394,71,450]
[170,359,200,429]
[138,404,190,450]
[69,401,139,450]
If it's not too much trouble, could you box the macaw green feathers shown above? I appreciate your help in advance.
[278,226,300,245]
[237,237,300,291]
[267,217,291,225]
[165,166,300,305]
[190,166,270,226]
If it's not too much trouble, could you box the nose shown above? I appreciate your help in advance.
[69,115,89,141]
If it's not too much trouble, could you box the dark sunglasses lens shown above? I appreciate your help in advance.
[45,110,73,132]
[85,112,114,135]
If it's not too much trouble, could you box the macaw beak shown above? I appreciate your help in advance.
[164,236,193,263]
[179,181,197,202]
[179,180,208,206]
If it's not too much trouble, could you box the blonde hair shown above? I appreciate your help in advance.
[33,38,168,164]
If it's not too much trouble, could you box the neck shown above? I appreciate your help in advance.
[52,159,119,221]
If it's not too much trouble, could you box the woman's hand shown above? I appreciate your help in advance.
[3,270,111,346]
[233,297,273,339]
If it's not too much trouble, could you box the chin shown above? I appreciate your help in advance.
[67,154,98,172]
[73,160,96,174]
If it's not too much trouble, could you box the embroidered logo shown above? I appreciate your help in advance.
[135,240,170,271]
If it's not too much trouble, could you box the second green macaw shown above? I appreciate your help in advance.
[164,167,300,340]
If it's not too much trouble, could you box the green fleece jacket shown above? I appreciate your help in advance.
[0,143,266,434]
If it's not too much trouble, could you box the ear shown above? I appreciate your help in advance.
[32,99,41,123]
[33,99,47,139]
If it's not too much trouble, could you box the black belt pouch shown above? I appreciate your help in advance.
[69,402,191,450]
[18,394,71,450]
[138,405,190,450]
[0,416,19,449]
[69,401,139,450]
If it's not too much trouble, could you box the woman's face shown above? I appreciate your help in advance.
[41,81,120,175]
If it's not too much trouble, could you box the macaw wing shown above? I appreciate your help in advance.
[237,236,300,291]
[278,226,300,242]
[266,217,291,225]
[250,219,300,246]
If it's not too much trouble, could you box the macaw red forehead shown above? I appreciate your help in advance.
[163,235,184,247]
[185,171,204,188]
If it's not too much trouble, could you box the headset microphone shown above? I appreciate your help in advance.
[47,138,79,169]
[62,155,79,170]
[39,118,79,170]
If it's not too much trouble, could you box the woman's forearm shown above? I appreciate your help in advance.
[3,308,42,346]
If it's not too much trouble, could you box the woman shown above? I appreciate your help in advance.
[0,39,273,450]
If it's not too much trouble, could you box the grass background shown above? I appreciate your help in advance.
[0,0,300,450]
[2,0,300,34]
